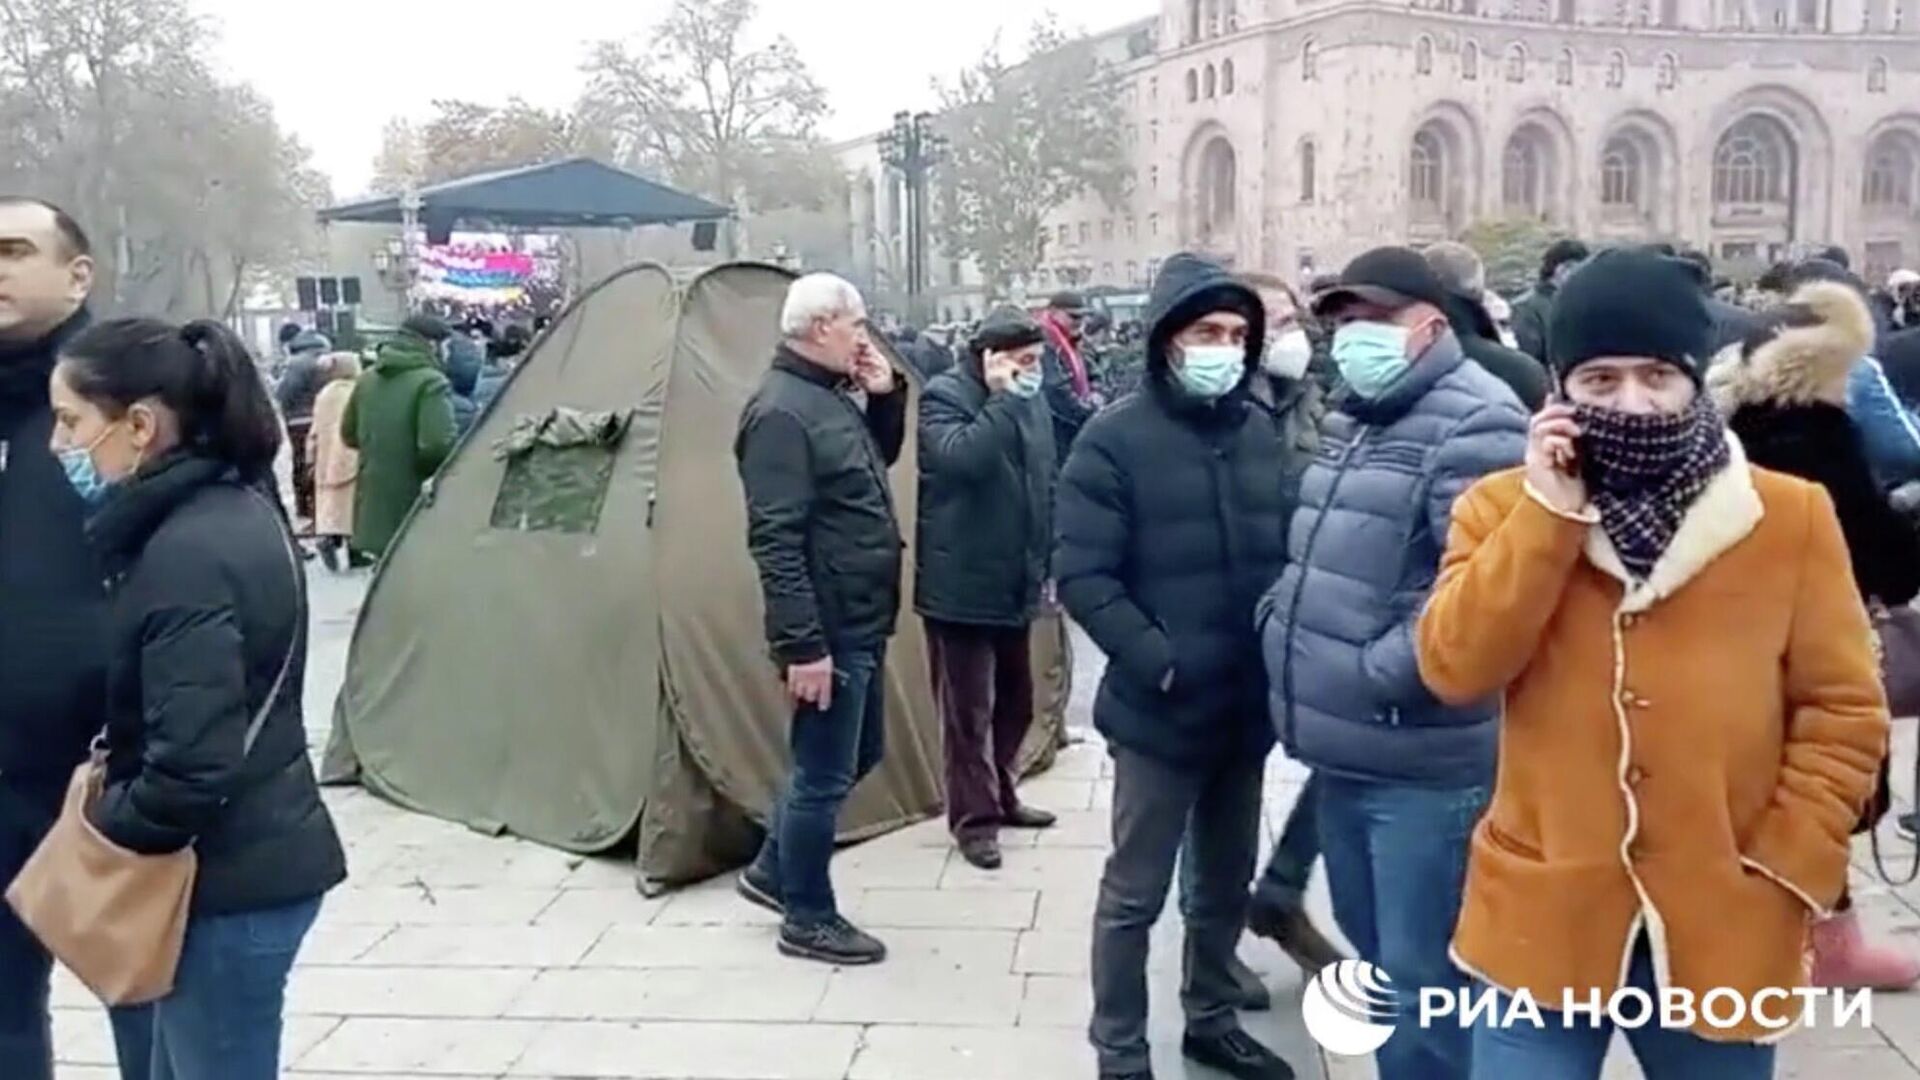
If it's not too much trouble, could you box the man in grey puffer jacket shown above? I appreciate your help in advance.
[1258,247,1525,1080]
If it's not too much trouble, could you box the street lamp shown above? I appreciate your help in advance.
[878,109,947,325]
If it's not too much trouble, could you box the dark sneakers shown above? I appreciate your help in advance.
[778,915,888,965]
[736,866,783,915]
[958,834,1004,870]
[1004,804,1058,829]
[1182,1029,1295,1080]
[1247,896,1346,975]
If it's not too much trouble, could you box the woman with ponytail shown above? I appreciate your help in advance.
[46,318,346,1079]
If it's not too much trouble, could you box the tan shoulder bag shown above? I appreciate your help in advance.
[5,492,302,1005]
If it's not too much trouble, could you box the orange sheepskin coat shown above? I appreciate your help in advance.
[1416,439,1886,1043]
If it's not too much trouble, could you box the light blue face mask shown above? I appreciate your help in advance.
[1007,366,1043,399]
[57,445,110,506]
[1174,344,1245,400]
[1332,321,1413,398]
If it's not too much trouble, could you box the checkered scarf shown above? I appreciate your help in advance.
[1574,396,1730,581]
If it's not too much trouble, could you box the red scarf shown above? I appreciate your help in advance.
[1039,311,1091,399]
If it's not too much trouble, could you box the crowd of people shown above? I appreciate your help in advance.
[735,231,1920,1080]
[5,177,1920,1080]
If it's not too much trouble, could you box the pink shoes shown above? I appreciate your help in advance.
[1810,910,1920,990]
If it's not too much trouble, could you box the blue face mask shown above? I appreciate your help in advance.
[1332,322,1413,398]
[1174,344,1245,400]
[57,445,110,505]
[1008,366,1044,399]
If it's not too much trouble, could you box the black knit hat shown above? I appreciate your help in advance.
[969,305,1045,355]
[1547,247,1713,385]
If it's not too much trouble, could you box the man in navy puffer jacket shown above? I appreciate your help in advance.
[1057,253,1294,1080]
[1259,247,1525,1080]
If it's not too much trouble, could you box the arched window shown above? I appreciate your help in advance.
[1606,49,1626,87]
[1714,115,1794,204]
[1186,69,1199,102]
[1656,52,1678,90]
[1504,138,1544,213]
[1556,47,1575,84]
[1222,59,1236,94]
[1865,132,1919,208]
[1870,57,1889,93]
[1411,127,1445,207]
[1303,37,1320,81]
[1416,35,1435,74]
[1505,43,1528,82]
[1198,137,1239,239]
[1300,139,1318,202]
[1601,136,1643,206]
[1205,64,1218,98]
[1127,260,1139,283]
[1463,41,1481,80]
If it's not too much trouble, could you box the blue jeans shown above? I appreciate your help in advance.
[0,777,66,1080]
[108,896,323,1080]
[750,646,888,924]
[1471,937,1777,1079]
[1318,775,1488,1080]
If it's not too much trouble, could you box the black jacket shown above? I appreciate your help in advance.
[1041,334,1098,466]
[1055,254,1288,767]
[1510,281,1555,363]
[1441,289,1549,410]
[737,346,908,665]
[0,309,110,784]
[914,354,1056,627]
[275,354,326,423]
[1730,404,1920,606]
[87,453,347,915]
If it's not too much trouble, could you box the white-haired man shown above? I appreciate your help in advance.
[734,272,905,965]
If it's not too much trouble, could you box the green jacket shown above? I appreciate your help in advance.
[341,334,456,557]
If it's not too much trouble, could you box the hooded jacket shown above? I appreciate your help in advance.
[340,332,458,557]
[88,453,347,914]
[1259,329,1527,788]
[0,308,108,786]
[1709,280,1920,608]
[1418,448,1884,1043]
[914,337,1056,627]
[1054,254,1287,767]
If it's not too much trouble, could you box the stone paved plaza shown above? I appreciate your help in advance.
[45,567,1920,1079]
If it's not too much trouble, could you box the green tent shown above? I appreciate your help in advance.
[322,261,1070,890]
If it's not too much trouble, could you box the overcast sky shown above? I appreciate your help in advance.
[194,0,1159,198]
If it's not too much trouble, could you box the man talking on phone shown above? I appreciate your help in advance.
[735,273,906,966]
[1417,248,1884,1078]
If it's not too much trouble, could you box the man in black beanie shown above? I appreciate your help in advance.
[914,307,1058,872]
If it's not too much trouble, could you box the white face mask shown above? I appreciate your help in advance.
[1262,329,1313,380]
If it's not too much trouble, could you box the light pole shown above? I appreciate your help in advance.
[878,110,947,325]
[399,185,424,311]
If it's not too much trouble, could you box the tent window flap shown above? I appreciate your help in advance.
[489,407,633,534]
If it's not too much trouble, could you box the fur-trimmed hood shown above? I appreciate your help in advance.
[1706,280,1875,412]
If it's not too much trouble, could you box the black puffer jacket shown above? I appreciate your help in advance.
[1441,288,1549,410]
[1055,254,1288,767]
[737,346,908,665]
[87,453,347,915]
[0,309,109,784]
[914,353,1056,627]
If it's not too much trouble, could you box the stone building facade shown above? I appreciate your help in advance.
[876,0,1920,314]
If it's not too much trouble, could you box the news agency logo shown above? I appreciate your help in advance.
[1301,960,1399,1057]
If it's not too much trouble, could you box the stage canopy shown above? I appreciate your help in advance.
[319,158,730,231]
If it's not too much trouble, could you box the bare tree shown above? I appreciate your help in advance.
[367,118,426,195]
[933,20,1130,296]
[579,0,837,213]
[0,0,327,317]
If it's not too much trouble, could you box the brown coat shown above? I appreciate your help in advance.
[308,379,359,538]
[1417,439,1886,1043]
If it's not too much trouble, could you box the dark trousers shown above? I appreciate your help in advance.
[0,777,65,1080]
[1090,745,1266,1076]
[285,419,314,527]
[1179,769,1321,918]
[924,618,1034,840]
[749,646,888,924]
[109,897,322,1080]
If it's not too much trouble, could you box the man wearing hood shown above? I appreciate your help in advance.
[340,314,458,559]
[1418,247,1884,1077]
[1057,253,1294,1080]
[1260,246,1527,1080]
[0,197,106,1080]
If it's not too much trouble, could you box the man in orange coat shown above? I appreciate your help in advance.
[1417,248,1886,1077]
